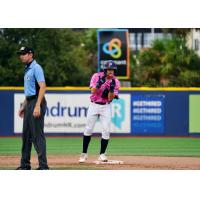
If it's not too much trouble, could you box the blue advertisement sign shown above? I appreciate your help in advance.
[2,88,200,136]
[132,95,165,135]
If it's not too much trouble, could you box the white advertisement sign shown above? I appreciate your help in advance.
[14,93,130,134]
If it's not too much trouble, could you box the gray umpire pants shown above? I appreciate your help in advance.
[20,97,48,168]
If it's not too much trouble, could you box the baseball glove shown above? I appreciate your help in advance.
[110,79,116,93]
[101,88,109,98]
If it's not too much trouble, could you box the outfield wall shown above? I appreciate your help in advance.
[1,87,200,136]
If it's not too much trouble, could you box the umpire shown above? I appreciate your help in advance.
[16,47,49,170]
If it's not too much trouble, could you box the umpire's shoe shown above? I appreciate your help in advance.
[16,166,31,170]
[36,166,49,170]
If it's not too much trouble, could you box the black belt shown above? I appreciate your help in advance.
[26,95,37,101]
[92,101,109,105]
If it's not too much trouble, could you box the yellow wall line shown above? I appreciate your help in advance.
[1,87,200,91]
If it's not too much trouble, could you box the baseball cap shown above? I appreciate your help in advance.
[17,46,34,55]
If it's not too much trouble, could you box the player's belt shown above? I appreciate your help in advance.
[26,95,38,101]
[91,101,109,105]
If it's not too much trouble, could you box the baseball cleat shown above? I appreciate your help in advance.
[79,153,88,163]
[98,154,108,162]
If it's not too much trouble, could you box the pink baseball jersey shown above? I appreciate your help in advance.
[89,72,120,103]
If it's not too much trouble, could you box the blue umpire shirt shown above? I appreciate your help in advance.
[24,60,45,97]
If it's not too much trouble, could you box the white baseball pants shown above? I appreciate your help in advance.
[84,102,111,139]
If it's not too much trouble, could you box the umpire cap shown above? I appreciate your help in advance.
[17,46,34,55]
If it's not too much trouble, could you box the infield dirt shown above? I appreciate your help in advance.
[1,155,200,170]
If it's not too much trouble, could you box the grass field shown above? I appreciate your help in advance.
[0,136,200,157]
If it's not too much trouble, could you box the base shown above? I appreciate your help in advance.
[94,160,124,165]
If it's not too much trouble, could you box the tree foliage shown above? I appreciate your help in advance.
[1,28,200,87]
[132,36,200,87]
[0,28,97,86]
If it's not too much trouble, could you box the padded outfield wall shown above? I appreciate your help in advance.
[1,87,200,136]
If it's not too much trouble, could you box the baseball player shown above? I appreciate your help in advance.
[79,60,120,163]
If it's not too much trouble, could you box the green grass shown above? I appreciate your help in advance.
[0,137,200,157]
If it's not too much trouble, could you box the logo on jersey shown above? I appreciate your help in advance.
[102,38,122,59]
[25,76,31,80]
[111,98,125,128]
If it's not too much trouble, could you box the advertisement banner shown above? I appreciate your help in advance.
[14,93,131,134]
[97,29,130,79]
[189,95,200,133]
[131,95,165,134]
